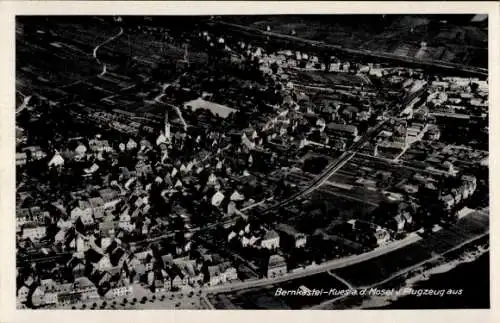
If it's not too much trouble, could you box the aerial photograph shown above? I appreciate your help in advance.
[15,14,489,310]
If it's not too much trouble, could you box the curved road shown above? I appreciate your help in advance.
[16,95,32,115]
[92,27,124,77]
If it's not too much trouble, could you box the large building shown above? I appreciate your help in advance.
[267,254,287,278]
[261,230,280,250]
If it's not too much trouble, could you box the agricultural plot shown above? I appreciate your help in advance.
[295,70,369,86]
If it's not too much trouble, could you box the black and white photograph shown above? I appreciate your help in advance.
[6,3,495,314]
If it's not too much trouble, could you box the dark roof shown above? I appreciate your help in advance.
[276,223,301,236]
[326,123,357,134]
[110,248,125,267]
[85,248,103,263]
[105,240,118,254]
[66,256,83,269]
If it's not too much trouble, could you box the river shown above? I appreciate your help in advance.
[379,252,490,309]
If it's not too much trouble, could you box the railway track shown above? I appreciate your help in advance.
[259,85,428,216]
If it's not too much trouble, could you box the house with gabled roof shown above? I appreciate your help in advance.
[261,230,280,250]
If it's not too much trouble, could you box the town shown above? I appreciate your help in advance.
[15,15,489,309]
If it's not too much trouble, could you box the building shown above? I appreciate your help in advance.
[206,261,238,286]
[75,235,90,253]
[110,247,127,268]
[22,224,47,241]
[326,123,359,139]
[99,221,116,237]
[17,285,30,304]
[126,138,137,150]
[374,227,390,246]
[55,283,77,306]
[89,139,113,153]
[441,194,455,211]
[171,273,187,289]
[73,277,99,301]
[184,97,236,119]
[97,255,113,271]
[206,265,223,286]
[30,286,46,306]
[261,230,280,250]
[48,152,65,168]
[106,284,132,298]
[79,210,95,227]
[29,206,47,225]
[43,292,58,305]
[149,268,171,292]
[135,160,153,178]
[23,146,46,160]
[74,143,87,158]
[99,188,122,210]
[71,201,93,222]
[211,191,225,207]
[16,152,27,166]
[267,254,287,278]
[276,224,307,248]
[393,214,405,232]
[406,121,429,145]
[89,197,105,219]
[16,207,31,227]
[40,278,57,293]
[220,263,238,282]
[462,175,477,195]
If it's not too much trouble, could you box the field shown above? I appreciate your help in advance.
[221,15,487,68]
[275,191,377,237]
[16,18,114,95]
[292,70,369,87]
[321,153,439,205]
[16,17,209,114]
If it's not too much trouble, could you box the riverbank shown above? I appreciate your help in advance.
[316,235,489,309]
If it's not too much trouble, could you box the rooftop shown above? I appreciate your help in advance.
[184,98,237,119]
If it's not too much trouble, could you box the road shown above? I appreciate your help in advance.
[205,232,422,294]
[327,270,354,290]
[354,151,446,177]
[16,95,32,114]
[311,231,489,309]
[198,85,429,295]
[260,84,427,216]
[261,125,379,214]
[215,21,488,77]
[92,27,124,77]
[154,88,188,131]
[206,207,488,299]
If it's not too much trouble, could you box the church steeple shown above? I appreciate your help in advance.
[165,110,171,141]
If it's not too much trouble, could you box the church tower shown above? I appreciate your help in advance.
[165,110,171,141]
